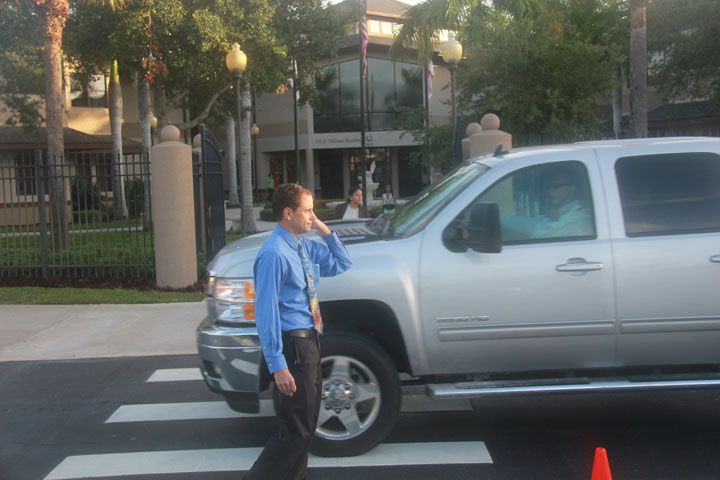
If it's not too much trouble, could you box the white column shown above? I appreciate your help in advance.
[151,126,197,288]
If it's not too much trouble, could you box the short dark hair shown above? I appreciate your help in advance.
[272,183,313,221]
[347,186,361,202]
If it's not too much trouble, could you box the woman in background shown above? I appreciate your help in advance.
[335,187,370,219]
[382,184,396,215]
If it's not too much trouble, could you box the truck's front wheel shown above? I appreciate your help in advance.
[310,334,401,457]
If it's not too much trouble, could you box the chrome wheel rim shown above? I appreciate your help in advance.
[316,355,382,440]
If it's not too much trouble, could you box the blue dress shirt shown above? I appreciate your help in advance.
[254,225,352,373]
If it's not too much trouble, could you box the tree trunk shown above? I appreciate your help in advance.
[137,76,153,230]
[225,116,240,206]
[612,63,623,139]
[629,0,648,138]
[36,0,69,251]
[109,60,128,219]
[154,76,167,132]
[240,89,256,233]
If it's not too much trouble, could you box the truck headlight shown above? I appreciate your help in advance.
[207,276,255,326]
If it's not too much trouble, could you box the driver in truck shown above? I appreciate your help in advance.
[244,183,352,480]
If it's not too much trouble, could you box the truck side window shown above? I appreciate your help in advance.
[472,161,596,243]
[616,152,720,236]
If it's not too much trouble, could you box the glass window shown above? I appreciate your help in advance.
[381,161,489,238]
[616,152,720,236]
[339,60,361,114]
[395,64,423,109]
[315,64,339,115]
[471,161,596,243]
[70,73,107,108]
[314,58,423,133]
[367,58,394,114]
[14,153,36,196]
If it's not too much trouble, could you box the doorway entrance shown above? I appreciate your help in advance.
[318,149,343,199]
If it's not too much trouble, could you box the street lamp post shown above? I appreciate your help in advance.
[150,114,158,146]
[441,32,462,164]
[250,122,259,202]
[225,42,248,235]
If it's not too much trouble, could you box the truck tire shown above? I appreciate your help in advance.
[310,334,401,457]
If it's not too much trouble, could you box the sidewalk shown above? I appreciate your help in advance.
[0,207,265,364]
[0,301,205,362]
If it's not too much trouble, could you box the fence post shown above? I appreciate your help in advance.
[150,125,197,288]
[34,150,49,278]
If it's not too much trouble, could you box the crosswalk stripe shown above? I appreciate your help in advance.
[146,368,202,382]
[44,441,492,479]
[106,394,472,423]
[105,400,274,422]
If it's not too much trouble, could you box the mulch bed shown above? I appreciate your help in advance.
[0,275,206,293]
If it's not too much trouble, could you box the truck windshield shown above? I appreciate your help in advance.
[380,162,489,238]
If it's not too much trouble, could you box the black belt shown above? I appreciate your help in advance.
[283,328,317,338]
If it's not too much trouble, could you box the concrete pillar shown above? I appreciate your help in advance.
[463,114,512,161]
[342,150,350,196]
[390,149,399,198]
[151,125,197,288]
[304,103,315,193]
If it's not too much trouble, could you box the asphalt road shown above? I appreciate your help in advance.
[2,354,720,480]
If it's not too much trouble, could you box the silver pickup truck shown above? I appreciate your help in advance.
[197,137,720,457]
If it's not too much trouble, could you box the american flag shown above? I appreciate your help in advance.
[361,16,368,79]
[427,59,435,99]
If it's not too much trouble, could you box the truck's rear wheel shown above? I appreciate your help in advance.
[310,334,401,457]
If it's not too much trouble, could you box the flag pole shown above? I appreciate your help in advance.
[359,0,368,206]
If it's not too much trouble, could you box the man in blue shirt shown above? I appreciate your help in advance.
[245,183,352,480]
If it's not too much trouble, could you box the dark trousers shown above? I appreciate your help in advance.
[245,333,322,480]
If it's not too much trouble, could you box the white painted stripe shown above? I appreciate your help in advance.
[146,368,202,382]
[44,442,492,479]
[143,370,472,411]
[105,395,471,423]
[105,400,275,423]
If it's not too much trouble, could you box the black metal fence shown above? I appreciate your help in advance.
[0,149,154,280]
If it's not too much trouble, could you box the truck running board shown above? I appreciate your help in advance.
[427,373,720,398]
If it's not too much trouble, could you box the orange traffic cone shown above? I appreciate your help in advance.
[591,447,613,480]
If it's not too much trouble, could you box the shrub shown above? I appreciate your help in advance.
[369,205,383,218]
[124,178,145,218]
[260,207,275,221]
[73,209,106,223]
[315,208,335,221]
[71,178,101,211]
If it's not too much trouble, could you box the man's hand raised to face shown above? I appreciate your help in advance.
[311,216,331,236]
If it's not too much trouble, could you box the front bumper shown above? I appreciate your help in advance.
[196,316,266,413]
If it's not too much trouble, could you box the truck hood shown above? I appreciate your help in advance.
[207,218,380,278]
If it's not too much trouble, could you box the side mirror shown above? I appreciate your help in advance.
[442,202,502,253]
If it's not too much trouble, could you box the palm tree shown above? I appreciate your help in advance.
[109,59,129,219]
[33,0,124,251]
[629,0,648,138]
[33,0,70,251]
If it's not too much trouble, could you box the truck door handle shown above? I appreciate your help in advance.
[556,258,604,272]
[711,255,720,263]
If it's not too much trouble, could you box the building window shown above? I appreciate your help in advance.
[14,153,37,196]
[314,58,423,134]
[70,73,107,108]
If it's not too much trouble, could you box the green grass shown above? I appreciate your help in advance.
[1,230,154,273]
[0,218,143,234]
[0,287,204,304]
